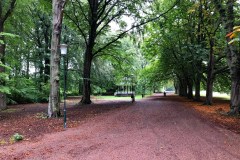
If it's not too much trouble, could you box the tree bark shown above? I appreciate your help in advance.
[81,46,92,104]
[194,1,203,102]
[194,68,202,101]
[44,33,51,83]
[0,0,16,110]
[204,38,215,105]
[80,0,98,104]
[0,22,6,110]
[48,0,66,117]
[174,79,179,94]
[187,78,193,99]
[226,1,240,115]
[178,77,187,97]
[213,0,240,114]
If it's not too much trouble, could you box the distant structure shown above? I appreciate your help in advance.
[114,76,135,97]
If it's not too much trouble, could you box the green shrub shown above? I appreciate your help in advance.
[7,77,49,104]
[11,133,24,142]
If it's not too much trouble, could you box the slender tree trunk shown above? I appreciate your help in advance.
[48,0,66,117]
[78,71,82,95]
[39,52,44,91]
[205,38,215,105]
[194,0,203,102]
[194,0,203,101]
[0,22,6,110]
[194,72,201,101]
[187,78,193,99]
[44,57,50,83]
[174,79,179,94]
[44,26,51,83]
[26,52,30,79]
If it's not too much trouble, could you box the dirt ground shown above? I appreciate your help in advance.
[0,97,130,145]
[0,94,240,159]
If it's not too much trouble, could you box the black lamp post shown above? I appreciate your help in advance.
[60,44,68,129]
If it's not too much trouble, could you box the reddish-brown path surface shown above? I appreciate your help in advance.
[1,94,240,160]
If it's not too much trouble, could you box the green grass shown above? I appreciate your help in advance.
[199,91,230,100]
[95,95,145,100]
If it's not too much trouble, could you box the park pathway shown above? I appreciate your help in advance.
[1,94,240,160]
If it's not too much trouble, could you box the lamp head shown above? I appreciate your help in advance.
[60,44,68,55]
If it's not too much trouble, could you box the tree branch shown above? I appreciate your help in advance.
[213,66,229,75]
[2,0,17,23]
[64,12,87,45]
[97,0,112,20]
[74,0,89,22]
[97,0,120,26]
[93,0,180,56]
[96,8,125,36]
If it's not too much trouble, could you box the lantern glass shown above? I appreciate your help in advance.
[60,44,68,55]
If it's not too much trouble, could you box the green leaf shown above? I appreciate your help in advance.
[0,86,11,94]
[0,62,12,70]
[0,32,19,38]
[228,38,240,44]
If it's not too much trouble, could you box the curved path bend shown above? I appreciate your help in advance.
[1,94,240,160]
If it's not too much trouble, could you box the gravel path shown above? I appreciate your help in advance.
[1,94,240,160]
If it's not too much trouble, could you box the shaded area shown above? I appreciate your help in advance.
[0,98,131,145]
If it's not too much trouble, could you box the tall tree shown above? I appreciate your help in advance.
[48,0,67,117]
[66,0,179,104]
[0,0,16,110]
[66,0,143,104]
[213,0,240,114]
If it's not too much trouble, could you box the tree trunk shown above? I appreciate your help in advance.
[226,1,240,115]
[187,78,193,99]
[48,0,66,117]
[213,0,240,114]
[39,51,44,91]
[80,0,98,104]
[0,22,6,110]
[194,0,203,102]
[204,38,215,105]
[194,72,201,101]
[26,51,30,79]
[44,25,51,83]
[174,79,179,94]
[229,76,240,115]
[81,46,92,104]
[44,57,50,83]
[179,78,187,97]
[0,0,16,110]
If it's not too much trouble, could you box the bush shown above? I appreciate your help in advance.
[7,77,49,104]
[10,133,24,142]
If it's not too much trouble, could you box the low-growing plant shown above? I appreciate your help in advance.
[10,133,24,142]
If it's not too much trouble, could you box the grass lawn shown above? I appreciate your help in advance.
[94,95,145,100]
[199,91,230,100]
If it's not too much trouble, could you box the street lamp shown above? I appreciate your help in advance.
[60,44,68,129]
